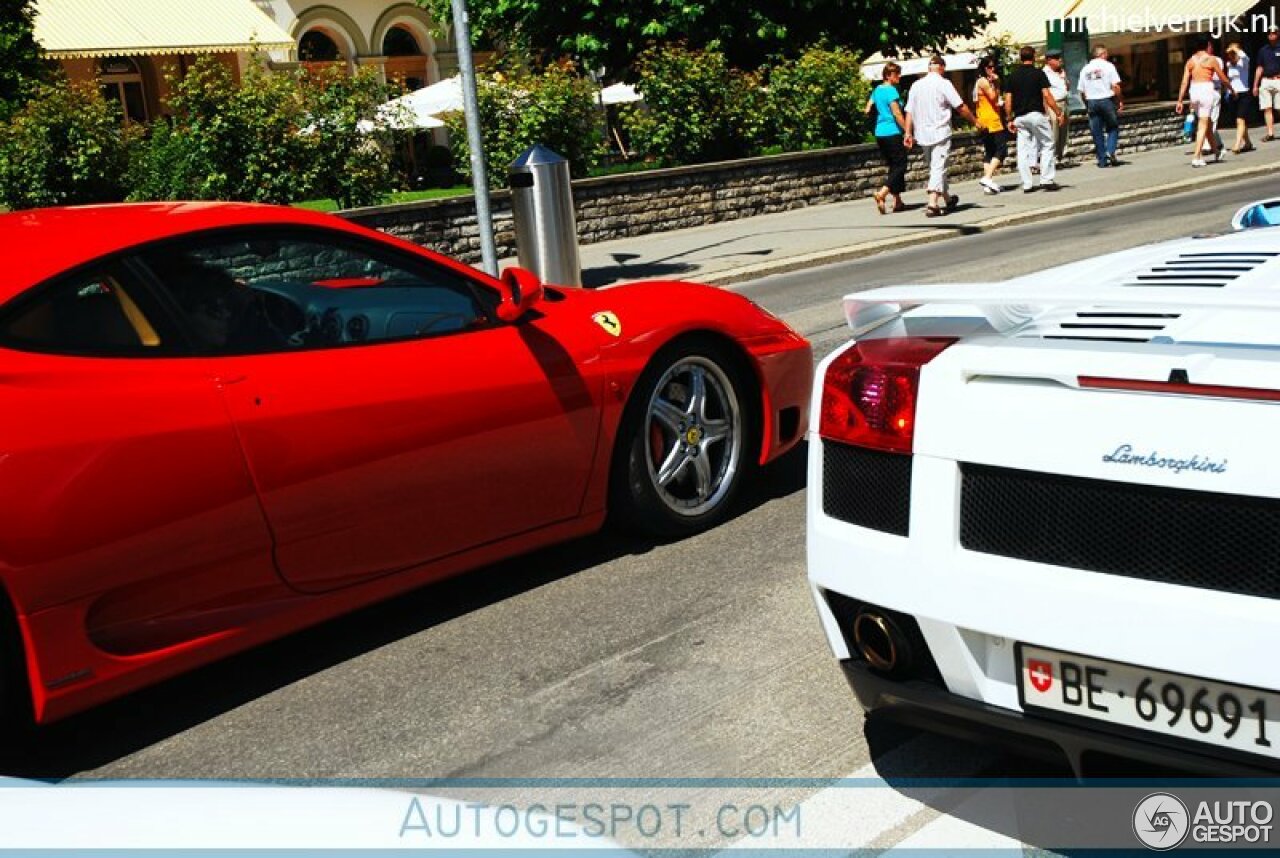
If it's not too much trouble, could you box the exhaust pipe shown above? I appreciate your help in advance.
[852,609,913,674]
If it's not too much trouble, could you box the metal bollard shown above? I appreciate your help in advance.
[509,145,583,287]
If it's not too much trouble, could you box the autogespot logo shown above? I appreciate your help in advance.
[1134,793,1190,851]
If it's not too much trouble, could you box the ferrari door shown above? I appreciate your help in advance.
[0,262,278,657]
[132,228,602,593]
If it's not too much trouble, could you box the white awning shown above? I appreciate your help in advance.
[862,52,981,81]
[35,0,296,58]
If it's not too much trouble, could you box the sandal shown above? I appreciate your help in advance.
[873,191,887,215]
[892,199,906,213]
[925,206,944,218]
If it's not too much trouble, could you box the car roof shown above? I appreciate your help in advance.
[0,202,418,304]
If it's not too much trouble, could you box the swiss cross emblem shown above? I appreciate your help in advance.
[1028,660,1054,693]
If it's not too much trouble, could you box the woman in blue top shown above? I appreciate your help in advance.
[865,62,907,214]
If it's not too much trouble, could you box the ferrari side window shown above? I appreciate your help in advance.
[137,230,488,354]
[0,270,164,355]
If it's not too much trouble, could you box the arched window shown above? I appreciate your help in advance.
[299,30,342,62]
[382,26,421,57]
[99,57,147,123]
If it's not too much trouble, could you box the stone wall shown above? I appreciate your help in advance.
[344,103,1182,266]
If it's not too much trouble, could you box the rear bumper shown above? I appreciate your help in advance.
[843,659,1280,777]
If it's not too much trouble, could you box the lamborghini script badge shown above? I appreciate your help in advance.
[592,311,622,337]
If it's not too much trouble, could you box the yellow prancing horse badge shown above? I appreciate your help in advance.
[592,311,622,337]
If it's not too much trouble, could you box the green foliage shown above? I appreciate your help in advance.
[129,57,401,209]
[298,66,402,209]
[443,61,602,188]
[0,0,45,121]
[128,57,311,204]
[622,43,764,166]
[0,78,140,209]
[419,0,991,73]
[766,45,872,151]
[982,33,1019,79]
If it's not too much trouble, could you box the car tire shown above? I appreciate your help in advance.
[611,338,757,538]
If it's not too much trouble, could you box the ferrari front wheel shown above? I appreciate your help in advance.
[613,341,756,537]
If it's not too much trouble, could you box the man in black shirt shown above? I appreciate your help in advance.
[1005,45,1065,191]
[1253,27,1280,140]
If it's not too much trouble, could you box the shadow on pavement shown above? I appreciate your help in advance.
[3,445,808,781]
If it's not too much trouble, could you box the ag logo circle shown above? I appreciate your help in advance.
[1133,792,1190,851]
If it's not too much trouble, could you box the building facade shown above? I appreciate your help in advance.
[34,0,296,123]
[253,1,457,92]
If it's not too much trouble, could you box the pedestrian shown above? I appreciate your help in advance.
[1006,45,1062,192]
[1176,37,1232,167]
[1252,26,1280,141]
[866,62,908,214]
[972,56,1008,195]
[1225,43,1256,153]
[1078,45,1124,167]
[1043,49,1072,164]
[903,54,977,218]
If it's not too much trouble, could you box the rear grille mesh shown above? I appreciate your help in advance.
[960,464,1280,599]
[823,442,912,536]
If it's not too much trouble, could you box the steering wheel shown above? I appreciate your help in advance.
[230,287,308,350]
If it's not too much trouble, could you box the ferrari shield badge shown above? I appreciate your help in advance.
[592,311,622,337]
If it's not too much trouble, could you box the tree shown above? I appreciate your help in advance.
[0,78,140,209]
[621,44,764,165]
[129,56,401,208]
[420,0,991,73]
[129,56,313,204]
[767,46,873,151]
[0,0,44,121]
[299,65,402,209]
[442,61,602,188]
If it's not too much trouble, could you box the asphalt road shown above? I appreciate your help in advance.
[8,173,1280,850]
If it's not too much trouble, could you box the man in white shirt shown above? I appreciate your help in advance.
[1077,45,1124,167]
[903,55,977,217]
[1044,49,1071,164]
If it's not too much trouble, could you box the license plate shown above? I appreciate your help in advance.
[1017,644,1280,761]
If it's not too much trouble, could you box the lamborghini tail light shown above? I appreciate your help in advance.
[819,337,957,454]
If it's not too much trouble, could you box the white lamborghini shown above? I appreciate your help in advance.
[808,198,1280,776]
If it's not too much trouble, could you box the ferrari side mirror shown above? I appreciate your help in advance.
[497,267,545,322]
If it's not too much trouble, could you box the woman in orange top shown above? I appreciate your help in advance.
[973,56,1009,194]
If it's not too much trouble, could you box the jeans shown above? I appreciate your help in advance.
[1014,112,1055,188]
[1087,97,1120,165]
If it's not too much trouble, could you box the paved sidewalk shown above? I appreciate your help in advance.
[574,137,1280,287]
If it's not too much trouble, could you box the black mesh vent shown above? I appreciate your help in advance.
[960,464,1280,599]
[822,442,912,535]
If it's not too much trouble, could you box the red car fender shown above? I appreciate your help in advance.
[540,281,811,517]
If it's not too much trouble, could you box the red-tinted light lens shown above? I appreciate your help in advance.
[819,337,957,453]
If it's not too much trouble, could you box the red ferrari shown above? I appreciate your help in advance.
[0,203,811,726]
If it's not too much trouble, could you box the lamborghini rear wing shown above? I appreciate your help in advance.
[844,283,1280,340]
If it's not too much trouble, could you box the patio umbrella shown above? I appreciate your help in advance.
[600,82,643,105]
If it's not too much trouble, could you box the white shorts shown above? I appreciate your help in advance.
[1261,77,1280,111]
[1189,82,1220,119]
